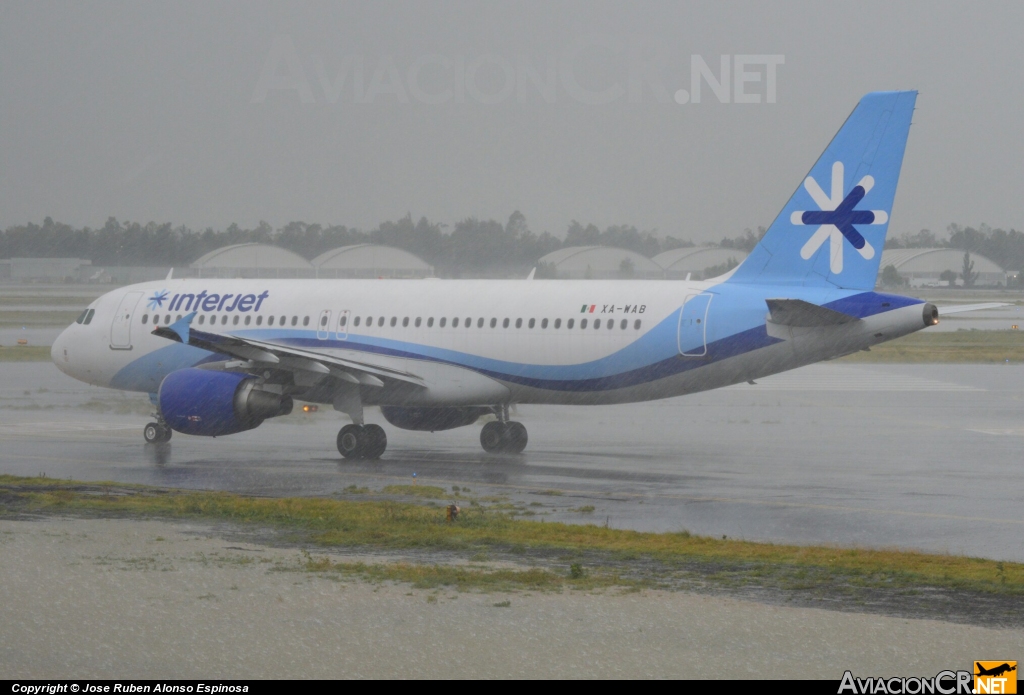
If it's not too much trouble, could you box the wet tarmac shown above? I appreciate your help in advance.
[1,361,1022,562]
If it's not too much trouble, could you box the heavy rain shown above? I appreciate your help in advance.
[2,1,1023,682]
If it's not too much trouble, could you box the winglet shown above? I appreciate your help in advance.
[152,311,197,344]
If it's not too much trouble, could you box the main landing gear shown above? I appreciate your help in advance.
[337,423,387,460]
[143,421,172,443]
[480,404,528,454]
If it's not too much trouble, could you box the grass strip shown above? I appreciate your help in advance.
[0,346,52,361]
[2,475,1021,595]
[839,330,1024,363]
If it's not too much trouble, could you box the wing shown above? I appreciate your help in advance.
[152,312,426,389]
[935,302,1009,315]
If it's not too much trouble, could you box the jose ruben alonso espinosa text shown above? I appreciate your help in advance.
[11,685,249,693]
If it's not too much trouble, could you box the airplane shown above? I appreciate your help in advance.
[50,90,991,459]
[975,663,1016,678]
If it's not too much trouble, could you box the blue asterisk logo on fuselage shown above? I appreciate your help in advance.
[147,289,169,310]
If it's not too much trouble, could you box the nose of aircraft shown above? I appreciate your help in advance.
[51,325,71,374]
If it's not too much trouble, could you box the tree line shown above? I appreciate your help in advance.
[0,213,764,276]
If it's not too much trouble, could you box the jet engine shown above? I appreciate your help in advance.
[380,405,490,432]
[158,368,292,437]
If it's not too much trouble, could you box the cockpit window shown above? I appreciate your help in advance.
[75,309,89,324]
[83,309,94,324]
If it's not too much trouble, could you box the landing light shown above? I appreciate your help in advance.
[302,404,319,413]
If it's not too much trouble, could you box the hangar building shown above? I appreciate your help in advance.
[537,246,664,279]
[311,244,433,279]
[879,248,1006,286]
[189,244,314,279]
[653,247,749,280]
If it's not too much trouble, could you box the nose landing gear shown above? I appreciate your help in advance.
[337,423,387,459]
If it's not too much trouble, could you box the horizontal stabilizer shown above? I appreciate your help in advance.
[936,302,1008,315]
[766,299,860,327]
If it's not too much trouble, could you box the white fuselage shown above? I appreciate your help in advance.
[52,277,931,408]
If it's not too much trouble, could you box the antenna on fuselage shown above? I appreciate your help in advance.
[166,268,174,280]
[526,267,536,280]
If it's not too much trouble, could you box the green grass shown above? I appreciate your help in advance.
[0,346,52,361]
[381,484,449,499]
[0,310,78,327]
[2,475,1022,596]
[840,330,1024,363]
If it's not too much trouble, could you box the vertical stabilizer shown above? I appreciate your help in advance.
[728,91,917,290]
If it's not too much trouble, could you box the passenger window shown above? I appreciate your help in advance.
[581,319,588,329]
[378,316,384,327]
[366,316,373,326]
[197,315,203,325]
[555,318,561,329]
[526,318,533,328]
[233,316,240,325]
[340,316,347,327]
[390,317,397,327]
[607,320,613,330]
[354,316,361,327]
[152,314,159,324]
[415,317,422,327]
[427,317,434,327]
[465,317,471,327]
[594,319,601,329]
[541,318,548,329]
[503,318,510,328]
[176,315,182,322]
[567,319,574,329]
[290,316,297,326]
[634,319,642,329]
[477,318,484,328]
[402,317,409,327]
[165,315,172,325]
[268,315,274,326]
[256,316,262,326]
[452,317,459,328]
[244,316,251,326]
[320,315,328,326]
[490,318,497,328]
[620,319,627,329]
[303,316,310,326]
[439,317,447,328]
[515,318,522,328]
[141,314,148,324]
[221,315,228,325]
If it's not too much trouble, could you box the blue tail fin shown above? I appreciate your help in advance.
[728,91,917,290]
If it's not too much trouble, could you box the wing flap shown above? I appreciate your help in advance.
[152,314,426,388]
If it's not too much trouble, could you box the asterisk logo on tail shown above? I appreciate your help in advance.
[790,161,889,274]
[147,289,169,310]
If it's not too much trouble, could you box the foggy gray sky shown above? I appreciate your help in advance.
[1,1,1022,243]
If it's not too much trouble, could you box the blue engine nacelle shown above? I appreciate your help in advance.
[380,405,490,431]
[158,368,293,437]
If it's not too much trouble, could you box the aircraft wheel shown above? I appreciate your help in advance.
[480,421,506,453]
[144,422,170,444]
[504,421,528,454]
[363,424,387,459]
[337,424,366,459]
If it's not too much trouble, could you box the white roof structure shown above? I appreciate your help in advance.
[879,248,1005,286]
[653,247,749,279]
[311,244,433,278]
[190,244,314,278]
[537,246,663,279]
